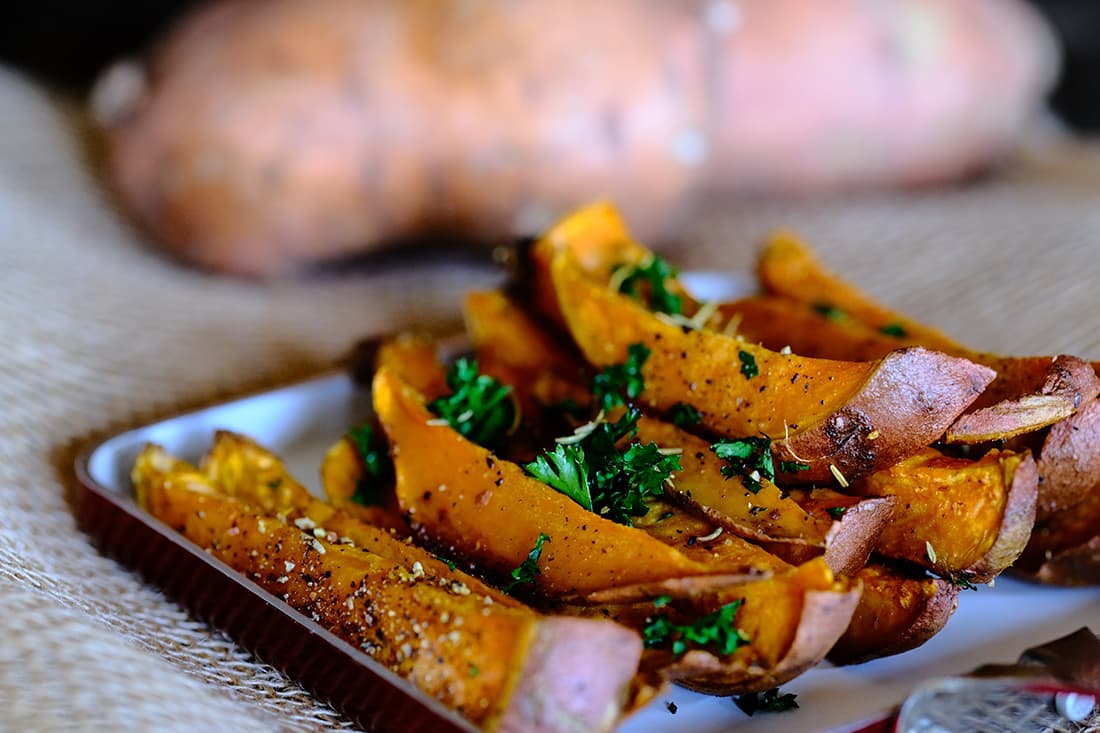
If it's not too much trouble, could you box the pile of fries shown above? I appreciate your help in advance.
[133,203,1100,733]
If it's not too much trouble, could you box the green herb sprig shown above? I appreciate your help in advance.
[504,533,550,592]
[615,257,683,316]
[592,343,650,411]
[427,358,517,447]
[347,423,393,506]
[669,402,702,427]
[738,350,759,379]
[643,598,749,658]
[525,407,681,526]
[733,688,799,716]
[711,437,774,493]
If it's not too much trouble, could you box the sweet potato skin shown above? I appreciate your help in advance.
[827,563,959,665]
[1036,397,1100,516]
[551,251,995,484]
[852,449,1037,583]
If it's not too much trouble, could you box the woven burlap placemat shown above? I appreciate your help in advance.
[2,64,1099,731]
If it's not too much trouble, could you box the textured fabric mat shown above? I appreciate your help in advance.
[2,63,1100,731]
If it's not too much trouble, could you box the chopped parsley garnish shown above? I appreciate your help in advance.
[826,506,847,519]
[812,302,846,322]
[468,663,480,678]
[733,688,799,716]
[738,350,759,379]
[643,599,748,657]
[669,402,702,427]
[504,533,550,592]
[615,257,683,316]
[427,358,516,447]
[949,575,978,591]
[347,423,393,506]
[778,460,810,474]
[881,322,908,338]
[592,343,650,411]
[525,444,592,510]
[525,408,681,526]
[711,437,774,493]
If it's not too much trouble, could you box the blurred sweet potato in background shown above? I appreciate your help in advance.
[92,0,1058,276]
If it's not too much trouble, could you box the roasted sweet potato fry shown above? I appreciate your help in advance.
[634,417,892,577]
[519,202,653,332]
[850,448,1037,583]
[201,431,517,605]
[551,250,995,485]
[564,556,858,695]
[827,562,959,665]
[373,366,762,602]
[134,445,642,733]
[756,231,963,353]
[722,295,1100,444]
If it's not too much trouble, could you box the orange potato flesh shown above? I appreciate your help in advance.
[375,332,450,400]
[852,448,1037,582]
[551,250,994,485]
[134,446,641,732]
[522,202,652,332]
[201,431,517,606]
[722,295,1100,443]
[756,231,963,353]
[827,563,959,665]
[720,295,918,363]
[372,366,759,601]
[753,234,1100,444]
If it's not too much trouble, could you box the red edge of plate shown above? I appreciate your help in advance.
[73,439,479,733]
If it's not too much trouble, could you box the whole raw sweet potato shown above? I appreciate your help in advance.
[95,0,1057,276]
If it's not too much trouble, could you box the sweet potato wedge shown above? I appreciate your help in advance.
[850,448,1038,583]
[634,417,892,577]
[722,295,1100,443]
[827,562,959,665]
[719,295,919,363]
[753,235,1100,445]
[201,431,518,606]
[565,556,858,695]
[373,366,761,601]
[756,231,963,353]
[551,250,995,485]
[519,202,653,332]
[134,445,642,733]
